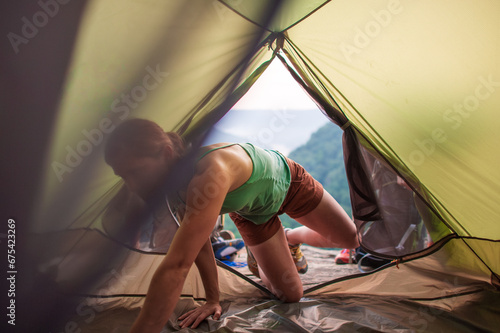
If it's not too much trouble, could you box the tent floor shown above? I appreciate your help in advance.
[68,243,500,332]
[71,289,500,332]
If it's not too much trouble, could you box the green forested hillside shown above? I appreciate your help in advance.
[223,122,351,237]
[289,123,351,215]
[280,122,351,229]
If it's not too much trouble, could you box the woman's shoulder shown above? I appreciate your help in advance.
[199,142,236,151]
[197,143,238,160]
[195,143,251,173]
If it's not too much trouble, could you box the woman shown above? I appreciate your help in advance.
[104,118,359,332]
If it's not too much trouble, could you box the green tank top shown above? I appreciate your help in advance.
[198,143,291,225]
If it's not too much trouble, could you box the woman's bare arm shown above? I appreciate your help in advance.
[174,205,220,306]
[129,160,231,333]
[177,239,222,329]
[194,239,220,303]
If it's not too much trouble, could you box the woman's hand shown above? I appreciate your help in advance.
[178,301,222,329]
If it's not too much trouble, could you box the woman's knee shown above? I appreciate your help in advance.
[344,229,359,249]
[264,268,303,303]
[274,283,303,303]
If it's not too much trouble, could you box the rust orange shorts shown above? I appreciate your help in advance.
[229,157,324,246]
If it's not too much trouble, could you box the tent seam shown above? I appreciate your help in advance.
[282,36,467,237]
[280,0,331,32]
[294,37,470,237]
[304,234,457,294]
[216,260,276,298]
[217,0,273,32]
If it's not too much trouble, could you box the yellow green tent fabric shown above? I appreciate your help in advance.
[2,0,499,331]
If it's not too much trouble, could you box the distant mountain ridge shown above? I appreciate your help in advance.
[204,109,328,155]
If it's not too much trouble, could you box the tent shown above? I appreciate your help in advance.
[2,0,499,331]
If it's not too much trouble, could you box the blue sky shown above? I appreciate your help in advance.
[203,58,330,155]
